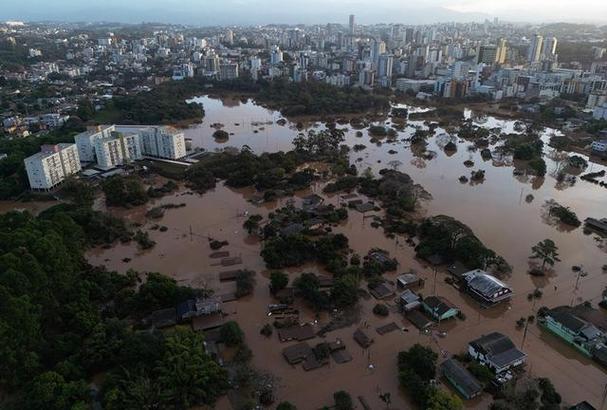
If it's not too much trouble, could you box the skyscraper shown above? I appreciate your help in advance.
[371,39,386,68]
[496,38,508,64]
[377,54,394,87]
[542,36,558,59]
[477,45,498,64]
[349,14,355,35]
[528,34,543,63]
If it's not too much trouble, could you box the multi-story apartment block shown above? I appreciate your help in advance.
[75,125,117,162]
[137,126,186,160]
[94,132,143,169]
[75,125,186,168]
[24,143,81,190]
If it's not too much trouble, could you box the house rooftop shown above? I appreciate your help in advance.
[463,269,511,297]
[441,358,482,399]
[470,332,526,368]
[424,296,458,316]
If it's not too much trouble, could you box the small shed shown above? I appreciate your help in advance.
[397,273,423,289]
[400,289,422,311]
[353,329,374,348]
[369,282,394,300]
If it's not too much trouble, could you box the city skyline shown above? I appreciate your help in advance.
[2,0,607,25]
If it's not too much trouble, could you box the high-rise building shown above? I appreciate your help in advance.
[219,63,239,80]
[528,34,543,63]
[270,45,283,65]
[377,54,394,87]
[132,126,186,160]
[349,14,355,35]
[94,132,142,169]
[405,28,414,44]
[24,143,81,190]
[74,125,116,162]
[371,40,386,67]
[542,36,558,59]
[496,38,508,64]
[225,29,234,45]
[477,45,498,64]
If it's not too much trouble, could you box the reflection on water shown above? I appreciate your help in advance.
[85,95,607,408]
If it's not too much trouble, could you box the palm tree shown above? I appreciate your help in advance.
[531,239,561,271]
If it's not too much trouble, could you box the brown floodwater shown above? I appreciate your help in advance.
[82,95,607,408]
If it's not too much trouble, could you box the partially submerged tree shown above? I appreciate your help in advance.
[530,239,561,271]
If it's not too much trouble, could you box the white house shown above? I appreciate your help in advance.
[468,332,526,374]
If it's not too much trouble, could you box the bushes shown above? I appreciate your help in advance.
[269,271,289,294]
[373,303,389,316]
[396,344,462,409]
[323,175,360,193]
[415,215,509,273]
[528,158,547,176]
[220,321,244,347]
[549,203,581,227]
[94,78,205,125]
[330,275,360,308]
[102,176,149,207]
[235,270,255,298]
[333,391,354,410]
[212,129,229,140]
[261,234,348,270]
[257,79,390,116]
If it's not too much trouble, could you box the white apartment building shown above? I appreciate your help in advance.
[75,125,186,168]
[24,143,81,190]
[138,126,186,159]
[94,132,143,169]
[75,125,117,162]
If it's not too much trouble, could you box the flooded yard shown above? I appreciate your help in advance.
[84,95,607,409]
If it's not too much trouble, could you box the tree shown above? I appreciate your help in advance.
[243,214,263,234]
[235,270,255,298]
[269,271,289,294]
[25,371,90,410]
[426,388,464,410]
[398,344,437,382]
[330,274,359,308]
[333,391,354,410]
[220,321,244,347]
[531,239,561,271]
[154,330,228,408]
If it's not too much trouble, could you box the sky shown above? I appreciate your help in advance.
[2,0,607,25]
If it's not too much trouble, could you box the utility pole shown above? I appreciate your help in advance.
[521,296,537,349]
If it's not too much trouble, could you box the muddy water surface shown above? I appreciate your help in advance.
[86,96,607,409]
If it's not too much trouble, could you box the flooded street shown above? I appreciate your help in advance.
[86,95,607,408]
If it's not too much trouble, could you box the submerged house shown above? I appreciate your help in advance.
[396,272,423,289]
[540,306,607,365]
[441,358,483,400]
[462,269,512,305]
[422,296,459,321]
[399,289,421,312]
[468,332,526,374]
